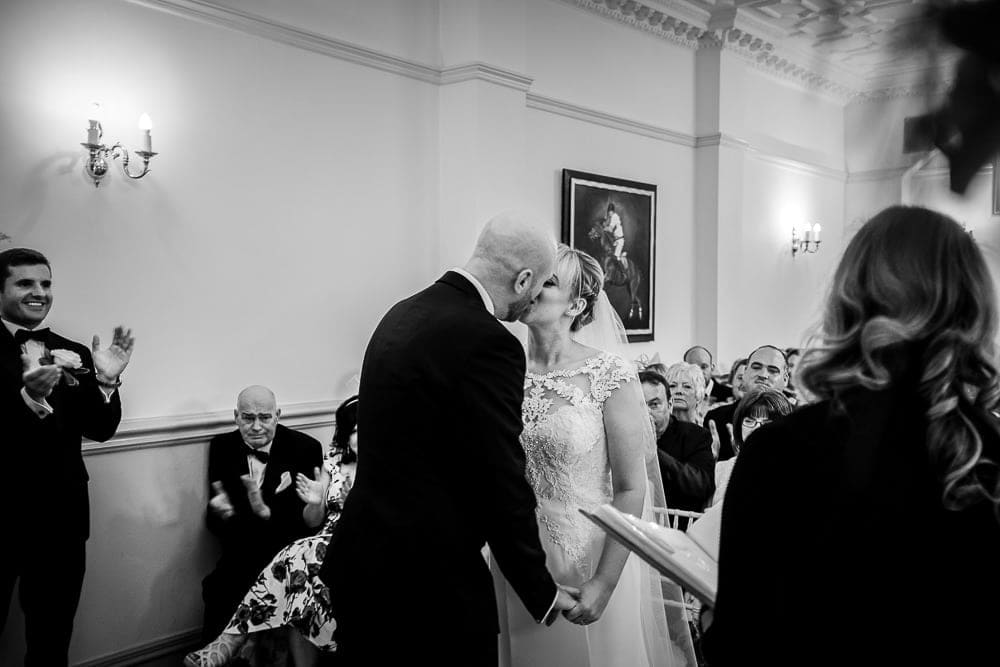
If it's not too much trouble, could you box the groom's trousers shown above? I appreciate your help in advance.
[0,537,86,667]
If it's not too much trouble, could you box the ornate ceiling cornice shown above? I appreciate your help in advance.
[557,0,936,103]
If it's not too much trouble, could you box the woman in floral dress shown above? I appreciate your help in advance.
[185,396,359,667]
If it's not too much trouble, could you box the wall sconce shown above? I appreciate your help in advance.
[81,103,157,187]
[791,223,821,257]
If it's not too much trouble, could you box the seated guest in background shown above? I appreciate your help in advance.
[708,388,792,507]
[706,345,789,461]
[703,206,1000,665]
[186,396,359,667]
[665,361,708,424]
[201,385,323,641]
[0,248,134,667]
[641,370,714,514]
[684,345,732,406]
[728,358,748,403]
[784,347,801,403]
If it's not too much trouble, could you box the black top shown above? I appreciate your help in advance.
[322,272,557,643]
[702,386,1000,666]
[709,381,734,404]
[656,417,715,512]
[1,324,122,540]
[704,401,738,461]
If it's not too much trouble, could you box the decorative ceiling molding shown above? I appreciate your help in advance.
[556,0,939,102]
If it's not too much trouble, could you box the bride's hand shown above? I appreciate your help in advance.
[562,578,613,625]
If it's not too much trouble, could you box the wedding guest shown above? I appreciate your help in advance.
[665,361,707,424]
[784,347,802,403]
[641,370,714,514]
[708,388,792,507]
[703,206,1000,665]
[201,386,323,640]
[186,396,359,667]
[728,358,748,403]
[705,345,788,461]
[684,345,732,405]
[0,248,134,667]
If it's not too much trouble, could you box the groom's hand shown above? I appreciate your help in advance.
[545,586,581,626]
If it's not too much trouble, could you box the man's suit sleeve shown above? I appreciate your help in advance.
[205,434,228,536]
[269,430,323,533]
[461,329,557,623]
[658,427,715,509]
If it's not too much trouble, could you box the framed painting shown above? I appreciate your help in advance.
[561,169,656,343]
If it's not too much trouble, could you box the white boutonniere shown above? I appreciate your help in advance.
[40,348,90,387]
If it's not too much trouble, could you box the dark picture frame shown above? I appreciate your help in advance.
[561,169,656,343]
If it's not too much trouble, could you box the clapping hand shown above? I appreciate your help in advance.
[707,420,733,460]
[547,585,582,626]
[92,326,135,381]
[21,353,62,401]
[208,481,235,520]
[562,578,612,626]
[240,474,272,519]
[296,467,327,505]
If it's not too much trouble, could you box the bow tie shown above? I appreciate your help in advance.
[247,448,270,464]
[13,328,49,345]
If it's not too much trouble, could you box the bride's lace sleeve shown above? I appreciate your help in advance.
[591,353,639,404]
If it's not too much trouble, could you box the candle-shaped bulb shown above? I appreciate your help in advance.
[138,113,153,152]
[804,225,812,243]
[86,102,103,145]
[812,223,822,242]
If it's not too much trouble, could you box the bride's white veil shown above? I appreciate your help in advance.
[572,293,697,666]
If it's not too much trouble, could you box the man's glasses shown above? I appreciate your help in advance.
[239,412,276,425]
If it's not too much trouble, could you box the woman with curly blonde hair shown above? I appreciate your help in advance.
[703,206,1000,666]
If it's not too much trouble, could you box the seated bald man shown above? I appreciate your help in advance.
[201,385,323,639]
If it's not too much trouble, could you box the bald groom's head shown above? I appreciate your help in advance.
[465,211,556,322]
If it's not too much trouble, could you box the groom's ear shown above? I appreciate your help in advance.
[513,269,533,295]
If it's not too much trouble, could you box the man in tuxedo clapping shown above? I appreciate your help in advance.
[0,248,134,666]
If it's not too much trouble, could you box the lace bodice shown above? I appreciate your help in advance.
[521,351,638,575]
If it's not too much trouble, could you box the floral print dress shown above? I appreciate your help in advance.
[222,450,353,651]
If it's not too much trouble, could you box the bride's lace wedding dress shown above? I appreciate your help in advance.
[495,351,694,667]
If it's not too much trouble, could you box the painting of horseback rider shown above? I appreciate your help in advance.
[561,169,656,342]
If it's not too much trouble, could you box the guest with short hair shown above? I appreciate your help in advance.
[705,345,789,461]
[684,345,732,405]
[728,358,748,403]
[708,388,792,507]
[704,206,1000,665]
[187,396,359,667]
[0,247,134,667]
[665,361,707,424]
[201,386,323,640]
[641,370,714,514]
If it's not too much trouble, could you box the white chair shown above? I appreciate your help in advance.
[650,507,705,621]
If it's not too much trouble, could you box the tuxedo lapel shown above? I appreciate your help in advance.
[259,428,285,501]
[0,324,23,381]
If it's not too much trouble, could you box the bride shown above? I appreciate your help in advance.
[496,244,695,667]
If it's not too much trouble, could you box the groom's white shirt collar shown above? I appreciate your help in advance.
[451,268,495,317]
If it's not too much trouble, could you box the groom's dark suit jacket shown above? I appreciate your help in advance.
[321,271,557,661]
[0,324,121,541]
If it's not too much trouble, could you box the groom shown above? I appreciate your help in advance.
[321,212,577,666]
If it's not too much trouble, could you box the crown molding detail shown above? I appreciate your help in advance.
[83,400,338,455]
[555,0,937,102]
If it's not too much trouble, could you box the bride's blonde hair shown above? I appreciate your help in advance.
[555,244,605,332]
[799,206,1000,513]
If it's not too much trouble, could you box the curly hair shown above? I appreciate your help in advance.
[554,244,605,332]
[331,395,359,464]
[798,205,1000,513]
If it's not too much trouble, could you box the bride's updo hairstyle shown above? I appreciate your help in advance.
[555,244,605,332]
[799,205,1000,513]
